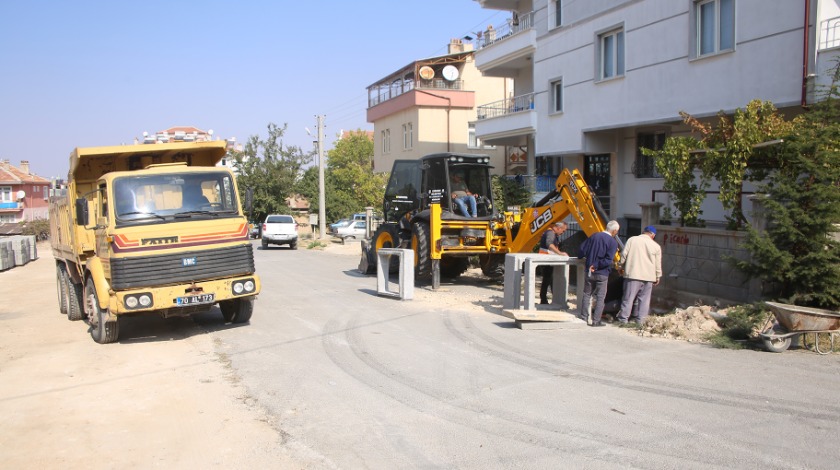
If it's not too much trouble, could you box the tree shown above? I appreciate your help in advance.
[297,130,387,223]
[644,100,792,228]
[231,123,313,223]
[735,78,840,308]
[491,175,532,212]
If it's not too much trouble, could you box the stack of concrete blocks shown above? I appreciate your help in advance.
[502,253,586,329]
[375,248,414,300]
[0,235,38,271]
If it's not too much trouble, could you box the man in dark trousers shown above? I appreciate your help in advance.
[578,220,621,326]
[539,221,569,304]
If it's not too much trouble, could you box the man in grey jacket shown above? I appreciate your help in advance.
[615,226,662,325]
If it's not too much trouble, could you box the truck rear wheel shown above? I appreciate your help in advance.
[411,221,432,280]
[220,298,253,324]
[86,277,119,344]
[56,265,68,315]
[66,276,85,321]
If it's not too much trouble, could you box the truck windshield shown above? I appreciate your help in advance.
[113,172,238,225]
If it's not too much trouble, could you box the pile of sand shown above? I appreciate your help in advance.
[636,305,722,342]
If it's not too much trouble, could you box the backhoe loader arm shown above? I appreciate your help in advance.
[507,169,622,262]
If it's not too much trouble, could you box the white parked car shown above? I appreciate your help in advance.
[261,214,298,249]
[334,220,367,240]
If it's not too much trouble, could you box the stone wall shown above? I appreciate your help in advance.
[654,226,761,305]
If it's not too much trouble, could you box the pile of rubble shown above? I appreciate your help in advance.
[635,305,722,342]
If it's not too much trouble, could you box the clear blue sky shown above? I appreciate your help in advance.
[0,1,505,179]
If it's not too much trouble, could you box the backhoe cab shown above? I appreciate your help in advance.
[368,153,502,284]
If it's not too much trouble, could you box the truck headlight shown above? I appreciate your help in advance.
[124,292,153,310]
[231,278,256,296]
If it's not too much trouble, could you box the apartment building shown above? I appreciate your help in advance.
[366,39,511,175]
[472,0,840,232]
[0,160,52,223]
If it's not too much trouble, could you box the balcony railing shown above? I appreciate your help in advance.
[0,202,22,210]
[368,79,463,107]
[477,92,535,120]
[468,11,534,50]
[820,16,840,50]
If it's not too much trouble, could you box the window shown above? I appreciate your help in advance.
[695,0,735,57]
[598,27,625,80]
[381,129,391,154]
[0,186,12,202]
[550,0,562,28]
[402,122,413,150]
[551,78,563,113]
[634,131,667,178]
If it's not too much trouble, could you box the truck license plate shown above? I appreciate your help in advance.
[175,293,215,306]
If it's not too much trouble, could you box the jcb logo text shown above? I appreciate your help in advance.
[529,209,553,234]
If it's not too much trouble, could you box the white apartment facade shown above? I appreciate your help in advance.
[473,0,840,233]
[366,40,511,175]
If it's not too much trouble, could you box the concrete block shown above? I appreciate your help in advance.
[503,254,585,312]
[376,248,414,300]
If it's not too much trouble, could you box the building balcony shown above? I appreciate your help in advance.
[472,11,536,77]
[368,79,464,108]
[367,86,475,122]
[474,93,536,146]
[0,202,22,210]
[819,15,840,50]
[814,15,840,104]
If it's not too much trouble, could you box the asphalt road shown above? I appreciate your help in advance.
[3,240,839,469]
[198,241,840,469]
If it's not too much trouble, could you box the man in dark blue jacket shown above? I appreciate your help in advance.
[578,220,620,326]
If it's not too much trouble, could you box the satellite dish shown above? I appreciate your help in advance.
[16,190,26,200]
[442,65,459,81]
[419,66,435,80]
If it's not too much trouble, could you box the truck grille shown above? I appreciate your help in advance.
[110,244,255,290]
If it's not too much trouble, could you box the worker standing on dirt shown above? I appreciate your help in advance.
[578,220,621,326]
[615,226,662,325]
[539,221,569,304]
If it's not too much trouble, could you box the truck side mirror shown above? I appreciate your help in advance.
[75,198,89,226]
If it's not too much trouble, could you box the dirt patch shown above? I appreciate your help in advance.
[633,305,722,342]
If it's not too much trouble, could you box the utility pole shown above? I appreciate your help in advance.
[316,115,327,240]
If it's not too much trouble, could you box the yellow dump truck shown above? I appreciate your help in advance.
[50,141,260,343]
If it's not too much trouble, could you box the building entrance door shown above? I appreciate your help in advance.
[584,154,610,216]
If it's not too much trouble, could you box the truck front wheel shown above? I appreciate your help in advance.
[85,277,119,344]
[220,298,253,324]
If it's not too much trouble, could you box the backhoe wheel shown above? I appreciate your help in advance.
[479,254,506,281]
[411,221,432,280]
[440,257,469,279]
[56,265,68,315]
[86,277,119,344]
[373,224,402,273]
[220,298,254,324]
[65,275,85,321]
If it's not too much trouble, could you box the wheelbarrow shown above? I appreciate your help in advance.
[760,301,840,353]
